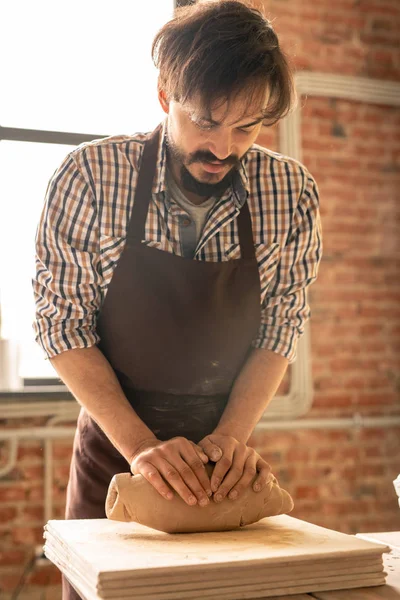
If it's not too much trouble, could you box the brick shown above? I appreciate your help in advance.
[18,465,44,481]
[340,466,359,480]
[312,395,354,409]
[354,484,377,497]
[17,444,44,462]
[295,486,320,501]
[52,442,73,461]
[22,506,44,522]
[53,464,72,482]
[259,451,284,464]
[51,504,67,519]
[356,393,396,406]
[298,466,333,479]
[256,432,298,449]
[0,506,18,523]
[359,464,386,477]
[373,498,400,512]
[0,573,21,593]
[43,584,63,600]
[358,428,388,441]
[0,550,27,566]
[315,448,336,461]
[0,487,26,502]
[315,376,345,391]
[286,449,311,462]
[320,500,374,517]
[338,448,361,462]
[28,564,61,586]
[363,446,383,459]
[26,485,44,502]
[292,504,323,521]
[12,527,44,547]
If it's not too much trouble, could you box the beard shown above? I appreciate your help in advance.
[165,131,242,198]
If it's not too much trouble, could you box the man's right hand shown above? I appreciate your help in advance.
[130,437,212,507]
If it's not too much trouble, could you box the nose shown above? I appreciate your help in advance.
[208,130,233,161]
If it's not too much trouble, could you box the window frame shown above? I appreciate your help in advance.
[0,126,109,394]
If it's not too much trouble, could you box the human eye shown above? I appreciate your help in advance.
[195,121,215,131]
[238,123,260,134]
[238,126,256,134]
[237,118,263,134]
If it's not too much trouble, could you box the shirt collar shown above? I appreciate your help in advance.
[151,118,250,209]
[152,117,169,196]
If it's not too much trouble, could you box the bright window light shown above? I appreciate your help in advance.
[1,1,171,134]
[0,1,173,383]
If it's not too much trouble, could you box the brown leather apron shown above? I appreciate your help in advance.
[63,125,261,599]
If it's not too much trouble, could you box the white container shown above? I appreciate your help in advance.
[0,339,22,391]
[393,474,400,509]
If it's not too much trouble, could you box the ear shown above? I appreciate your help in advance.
[158,88,170,114]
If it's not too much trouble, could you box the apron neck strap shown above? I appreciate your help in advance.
[237,200,255,260]
[127,124,255,260]
[127,124,162,241]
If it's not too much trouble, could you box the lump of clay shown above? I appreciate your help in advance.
[105,463,294,533]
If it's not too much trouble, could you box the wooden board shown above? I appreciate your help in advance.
[45,541,385,598]
[44,514,388,582]
[44,534,384,590]
[311,533,400,600]
[44,515,390,600]
[357,532,400,552]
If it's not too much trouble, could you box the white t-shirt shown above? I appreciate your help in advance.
[166,167,217,258]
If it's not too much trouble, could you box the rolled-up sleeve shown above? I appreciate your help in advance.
[32,153,101,359]
[252,173,322,363]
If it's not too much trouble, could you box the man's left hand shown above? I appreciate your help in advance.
[197,434,272,503]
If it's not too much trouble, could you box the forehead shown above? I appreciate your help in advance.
[181,86,269,126]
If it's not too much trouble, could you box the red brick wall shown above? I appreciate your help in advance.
[0,430,72,599]
[1,0,399,597]
[249,0,400,536]
[252,0,400,535]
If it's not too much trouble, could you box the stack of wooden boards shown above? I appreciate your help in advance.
[307,530,400,599]
[44,514,389,600]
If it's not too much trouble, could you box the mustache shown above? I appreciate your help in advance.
[187,151,239,166]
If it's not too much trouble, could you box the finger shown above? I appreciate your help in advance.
[183,445,212,497]
[210,450,234,494]
[228,452,258,500]
[138,461,174,500]
[174,457,211,506]
[212,445,247,502]
[198,437,223,463]
[156,458,199,506]
[253,459,273,492]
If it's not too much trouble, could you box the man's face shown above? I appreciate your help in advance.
[163,88,268,197]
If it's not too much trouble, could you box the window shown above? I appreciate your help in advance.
[0,1,173,388]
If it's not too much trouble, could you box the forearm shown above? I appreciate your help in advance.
[214,348,288,443]
[50,346,157,463]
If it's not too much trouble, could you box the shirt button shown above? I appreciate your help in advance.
[181,217,192,227]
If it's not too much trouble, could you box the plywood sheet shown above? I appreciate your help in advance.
[45,534,383,589]
[357,532,400,552]
[46,537,384,596]
[44,515,388,581]
[44,515,390,600]
[312,541,400,599]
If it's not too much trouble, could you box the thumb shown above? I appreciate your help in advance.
[198,437,223,462]
[190,441,209,463]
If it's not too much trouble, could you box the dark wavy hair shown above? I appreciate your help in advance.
[152,0,297,126]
